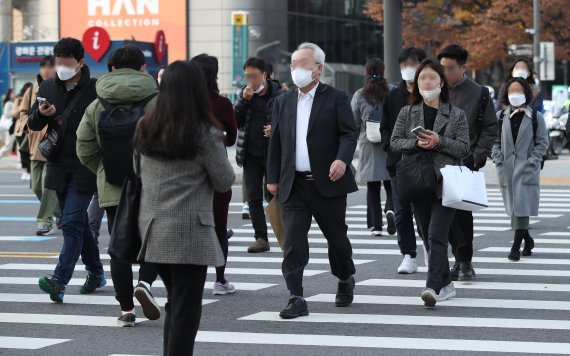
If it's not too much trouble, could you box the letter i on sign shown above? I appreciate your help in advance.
[93,31,100,50]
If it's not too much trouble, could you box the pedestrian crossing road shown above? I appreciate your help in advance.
[1,167,570,355]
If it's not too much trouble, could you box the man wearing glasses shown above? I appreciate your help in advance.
[234,57,284,253]
[267,42,358,319]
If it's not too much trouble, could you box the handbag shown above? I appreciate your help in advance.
[395,151,437,204]
[441,165,488,211]
[365,105,382,143]
[107,155,142,263]
[265,197,285,251]
[39,86,88,159]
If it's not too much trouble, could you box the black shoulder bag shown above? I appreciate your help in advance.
[395,107,437,203]
[108,153,143,263]
[39,86,88,160]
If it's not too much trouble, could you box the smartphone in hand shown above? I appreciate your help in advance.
[411,126,427,136]
[37,97,51,108]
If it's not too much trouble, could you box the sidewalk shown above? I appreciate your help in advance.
[1,148,568,186]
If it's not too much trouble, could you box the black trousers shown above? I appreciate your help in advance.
[366,180,394,229]
[155,263,208,356]
[281,177,356,297]
[106,206,158,311]
[243,155,270,240]
[390,176,418,258]
[413,194,455,293]
[449,209,474,262]
[16,135,30,172]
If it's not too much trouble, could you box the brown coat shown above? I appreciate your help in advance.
[16,81,48,161]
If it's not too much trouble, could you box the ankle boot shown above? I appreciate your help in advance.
[521,230,535,256]
[508,230,525,261]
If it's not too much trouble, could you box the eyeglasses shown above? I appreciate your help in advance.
[243,72,263,79]
[290,61,320,70]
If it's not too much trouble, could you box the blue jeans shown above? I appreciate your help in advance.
[53,178,103,285]
[390,176,418,258]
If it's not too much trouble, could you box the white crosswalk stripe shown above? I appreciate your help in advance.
[1,187,570,354]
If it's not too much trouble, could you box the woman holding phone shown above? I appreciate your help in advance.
[390,59,469,308]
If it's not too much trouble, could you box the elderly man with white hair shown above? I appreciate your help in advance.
[266,42,358,319]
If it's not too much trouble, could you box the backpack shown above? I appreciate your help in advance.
[97,93,157,185]
[498,108,546,170]
[365,104,383,143]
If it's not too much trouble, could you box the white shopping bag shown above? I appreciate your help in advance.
[440,165,488,211]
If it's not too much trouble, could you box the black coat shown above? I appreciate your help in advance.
[28,66,97,193]
[380,80,411,176]
[267,83,358,204]
[234,80,283,167]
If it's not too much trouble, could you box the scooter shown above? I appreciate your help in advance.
[547,112,568,156]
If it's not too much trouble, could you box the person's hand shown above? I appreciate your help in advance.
[263,125,272,137]
[242,87,254,101]
[329,160,347,182]
[267,183,279,196]
[417,130,440,150]
[463,155,476,170]
[39,104,56,117]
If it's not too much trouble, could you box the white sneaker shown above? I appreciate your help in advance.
[213,281,236,295]
[421,288,437,308]
[397,254,417,274]
[371,227,382,236]
[422,244,429,268]
[436,282,456,302]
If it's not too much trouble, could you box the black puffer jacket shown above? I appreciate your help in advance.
[380,81,411,177]
[234,80,283,167]
[28,66,97,193]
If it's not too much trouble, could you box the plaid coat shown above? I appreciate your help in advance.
[137,127,235,266]
[390,102,470,197]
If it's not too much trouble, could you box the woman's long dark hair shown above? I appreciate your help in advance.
[411,59,450,105]
[19,82,33,97]
[190,53,220,96]
[3,89,13,105]
[135,61,222,161]
[362,58,388,105]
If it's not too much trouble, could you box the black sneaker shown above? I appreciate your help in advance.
[227,229,234,240]
[458,262,475,281]
[80,273,107,294]
[279,297,309,319]
[335,276,355,307]
[386,210,397,235]
[450,261,460,281]
[117,313,136,327]
[38,276,65,303]
[134,282,161,321]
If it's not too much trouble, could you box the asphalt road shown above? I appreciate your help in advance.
[0,156,570,356]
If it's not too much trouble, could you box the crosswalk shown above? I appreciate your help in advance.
[0,185,570,354]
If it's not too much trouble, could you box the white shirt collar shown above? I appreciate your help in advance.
[298,83,319,99]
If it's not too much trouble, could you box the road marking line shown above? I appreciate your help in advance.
[194,331,570,354]
[357,279,570,292]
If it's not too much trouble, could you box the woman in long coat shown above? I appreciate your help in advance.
[492,77,548,261]
[351,58,395,236]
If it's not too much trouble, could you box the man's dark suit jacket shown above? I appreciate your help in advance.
[267,83,358,204]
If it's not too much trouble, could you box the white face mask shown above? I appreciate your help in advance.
[157,78,162,85]
[291,66,317,89]
[419,86,442,103]
[512,69,529,79]
[253,81,265,94]
[401,67,417,82]
[508,93,526,107]
[56,63,80,81]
